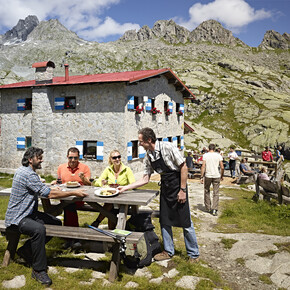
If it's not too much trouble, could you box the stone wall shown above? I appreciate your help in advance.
[0,75,184,177]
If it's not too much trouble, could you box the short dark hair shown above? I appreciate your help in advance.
[67,147,80,156]
[22,147,44,167]
[208,144,215,151]
[138,127,157,143]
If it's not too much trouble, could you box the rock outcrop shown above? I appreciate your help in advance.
[259,30,290,49]
[189,20,246,47]
[1,15,39,44]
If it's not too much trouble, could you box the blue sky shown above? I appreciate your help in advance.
[0,0,289,47]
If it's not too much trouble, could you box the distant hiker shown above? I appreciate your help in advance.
[262,146,274,162]
[200,144,224,216]
[228,147,239,178]
[276,146,284,162]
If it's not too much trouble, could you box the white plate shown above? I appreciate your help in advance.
[94,188,119,198]
[65,182,81,188]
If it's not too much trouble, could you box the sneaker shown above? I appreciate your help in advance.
[31,269,52,286]
[189,257,200,264]
[212,210,218,216]
[17,246,33,266]
[154,251,172,261]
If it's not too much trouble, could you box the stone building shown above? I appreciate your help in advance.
[0,61,195,176]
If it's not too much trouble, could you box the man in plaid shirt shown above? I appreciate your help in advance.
[5,147,87,286]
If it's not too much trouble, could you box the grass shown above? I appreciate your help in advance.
[216,188,290,236]
[221,238,238,250]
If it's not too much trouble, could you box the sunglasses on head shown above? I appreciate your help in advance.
[112,155,121,160]
[68,156,79,160]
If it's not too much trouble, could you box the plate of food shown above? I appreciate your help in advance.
[94,187,119,197]
[66,181,81,188]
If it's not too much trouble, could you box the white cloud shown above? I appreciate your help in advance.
[177,0,272,32]
[78,17,140,40]
[0,0,139,41]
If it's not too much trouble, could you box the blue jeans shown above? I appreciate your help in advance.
[161,220,199,258]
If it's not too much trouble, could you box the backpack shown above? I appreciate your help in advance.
[123,213,161,268]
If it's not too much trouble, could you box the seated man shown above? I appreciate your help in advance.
[240,158,256,176]
[5,147,87,286]
[52,147,91,228]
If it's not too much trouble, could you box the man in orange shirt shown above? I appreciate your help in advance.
[53,147,91,229]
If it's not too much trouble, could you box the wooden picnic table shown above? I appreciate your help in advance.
[0,186,159,281]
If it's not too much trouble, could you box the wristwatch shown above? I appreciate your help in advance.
[180,187,186,192]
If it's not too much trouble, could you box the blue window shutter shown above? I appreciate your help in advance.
[17,137,25,149]
[127,96,134,110]
[17,99,26,111]
[173,137,178,147]
[76,141,83,159]
[97,141,104,160]
[163,138,168,142]
[236,150,241,156]
[145,99,152,111]
[180,104,184,113]
[127,142,133,161]
[181,136,184,150]
[169,102,173,113]
[55,97,65,110]
[138,145,146,159]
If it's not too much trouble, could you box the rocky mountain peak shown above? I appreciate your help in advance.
[189,20,246,47]
[120,19,190,44]
[2,15,39,44]
[259,30,290,49]
[27,19,86,44]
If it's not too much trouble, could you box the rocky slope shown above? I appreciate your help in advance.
[0,16,289,154]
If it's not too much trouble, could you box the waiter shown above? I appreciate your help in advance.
[118,128,199,263]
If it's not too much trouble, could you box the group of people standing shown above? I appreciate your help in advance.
[4,127,200,286]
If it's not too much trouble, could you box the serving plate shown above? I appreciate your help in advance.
[94,188,119,198]
[65,182,81,188]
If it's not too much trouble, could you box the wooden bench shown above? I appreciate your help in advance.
[0,220,143,268]
[255,178,290,204]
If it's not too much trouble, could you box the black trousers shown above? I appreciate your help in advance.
[18,211,62,271]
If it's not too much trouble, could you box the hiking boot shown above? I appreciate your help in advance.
[154,251,172,261]
[212,210,218,216]
[189,257,200,264]
[17,246,33,266]
[31,269,52,286]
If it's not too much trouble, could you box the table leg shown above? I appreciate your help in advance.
[108,204,128,282]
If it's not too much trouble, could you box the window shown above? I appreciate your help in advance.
[26,137,32,148]
[164,101,169,112]
[151,99,155,109]
[176,103,180,113]
[83,141,97,159]
[64,97,76,109]
[168,137,172,142]
[17,98,32,111]
[132,140,138,158]
[134,96,139,109]
[177,136,181,147]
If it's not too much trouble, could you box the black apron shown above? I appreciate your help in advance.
[149,145,191,228]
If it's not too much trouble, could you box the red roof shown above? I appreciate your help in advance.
[0,68,195,98]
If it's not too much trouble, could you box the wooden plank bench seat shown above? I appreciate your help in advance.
[255,178,290,204]
[0,220,143,267]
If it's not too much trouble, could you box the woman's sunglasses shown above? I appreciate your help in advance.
[112,155,121,160]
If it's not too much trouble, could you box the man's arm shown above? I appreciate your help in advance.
[200,160,206,183]
[48,188,88,199]
[177,162,188,203]
[118,174,151,193]
[219,160,224,181]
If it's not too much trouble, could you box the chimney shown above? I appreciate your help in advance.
[64,64,69,82]
[32,61,55,84]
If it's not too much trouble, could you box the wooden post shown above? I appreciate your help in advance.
[277,181,282,204]
[2,229,20,267]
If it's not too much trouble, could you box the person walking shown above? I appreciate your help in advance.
[200,144,224,216]
[118,128,199,263]
[5,147,87,286]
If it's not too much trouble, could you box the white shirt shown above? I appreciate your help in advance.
[228,151,238,160]
[203,152,223,178]
[143,141,184,175]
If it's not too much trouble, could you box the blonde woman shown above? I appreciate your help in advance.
[91,150,135,229]
[259,166,270,181]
